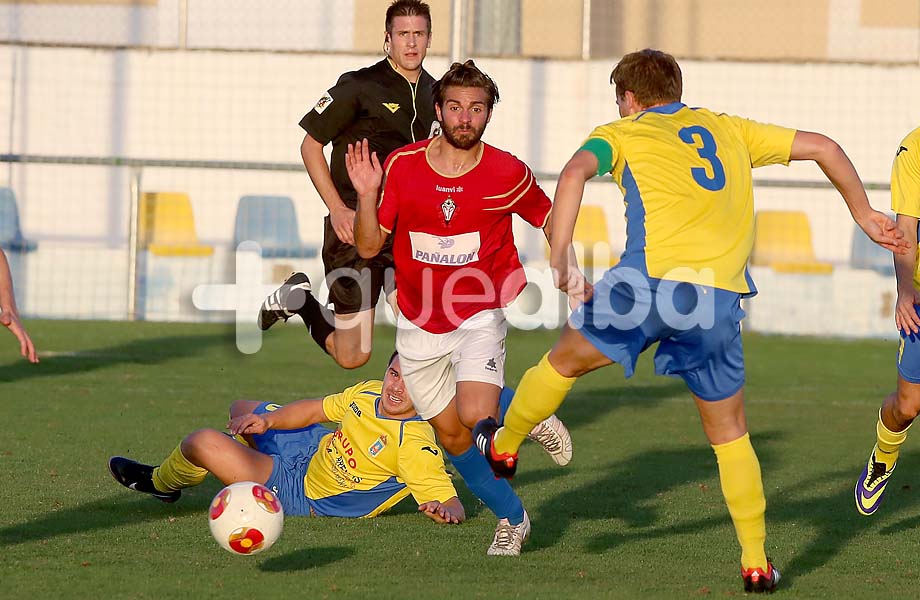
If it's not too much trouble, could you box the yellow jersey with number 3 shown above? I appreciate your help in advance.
[890,126,920,289]
[581,102,796,294]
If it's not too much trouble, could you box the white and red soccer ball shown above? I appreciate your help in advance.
[208,481,284,555]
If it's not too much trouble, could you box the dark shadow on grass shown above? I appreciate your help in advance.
[0,492,212,545]
[436,468,569,523]
[530,436,764,552]
[583,465,920,589]
[0,476,375,552]
[259,546,354,571]
[509,466,568,489]
[436,380,688,525]
[537,442,920,591]
[756,461,920,587]
[879,512,920,534]
[875,450,920,536]
[554,381,687,434]
[0,331,235,383]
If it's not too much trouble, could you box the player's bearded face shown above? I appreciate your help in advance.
[442,119,487,150]
[438,87,492,151]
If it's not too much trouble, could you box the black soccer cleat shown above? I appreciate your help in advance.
[742,562,780,594]
[108,456,181,503]
[258,271,312,331]
[472,417,518,479]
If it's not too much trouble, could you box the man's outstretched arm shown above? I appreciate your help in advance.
[790,131,908,254]
[228,397,328,435]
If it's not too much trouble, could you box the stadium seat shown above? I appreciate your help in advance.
[139,192,213,257]
[751,210,833,274]
[0,187,37,252]
[850,222,895,276]
[545,205,619,269]
[233,195,318,258]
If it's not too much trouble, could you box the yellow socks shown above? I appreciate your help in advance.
[875,411,911,469]
[152,444,208,492]
[494,352,575,455]
[712,433,768,571]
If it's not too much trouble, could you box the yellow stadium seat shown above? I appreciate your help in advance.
[751,210,832,274]
[546,205,619,269]
[139,192,213,257]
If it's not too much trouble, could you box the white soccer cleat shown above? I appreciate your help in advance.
[487,510,531,556]
[528,414,573,466]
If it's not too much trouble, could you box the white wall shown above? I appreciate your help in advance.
[0,0,357,50]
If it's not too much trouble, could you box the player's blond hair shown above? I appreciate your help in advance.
[611,49,682,107]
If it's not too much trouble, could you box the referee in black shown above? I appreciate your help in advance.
[260,0,436,369]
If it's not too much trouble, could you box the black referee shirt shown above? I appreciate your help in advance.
[300,58,437,210]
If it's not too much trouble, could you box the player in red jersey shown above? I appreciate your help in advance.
[374,113,550,333]
[346,60,572,555]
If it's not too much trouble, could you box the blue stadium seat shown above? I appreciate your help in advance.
[234,195,318,258]
[850,222,895,276]
[0,187,37,252]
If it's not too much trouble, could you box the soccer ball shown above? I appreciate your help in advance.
[208,481,284,555]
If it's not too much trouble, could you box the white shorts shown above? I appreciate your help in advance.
[395,309,507,420]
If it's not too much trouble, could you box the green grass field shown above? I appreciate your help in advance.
[2,320,919,598]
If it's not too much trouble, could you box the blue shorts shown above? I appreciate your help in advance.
[250,402,332,517]
[570,269,745,401]
[898,306,920,383]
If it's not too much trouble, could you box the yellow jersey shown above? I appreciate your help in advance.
[582,102,796,294]
[890,126,920,289]
[305,380,456,517]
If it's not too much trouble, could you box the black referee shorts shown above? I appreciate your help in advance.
[321,216,395,315]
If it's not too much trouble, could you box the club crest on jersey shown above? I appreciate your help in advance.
[314,93,334,114]
[368,435,388,457]
[382,102,400,114]
[441,197,456,225]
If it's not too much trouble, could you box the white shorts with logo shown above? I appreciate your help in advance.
[395,309,507,420]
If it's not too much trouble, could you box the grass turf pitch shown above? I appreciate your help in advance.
[1,320,918,598]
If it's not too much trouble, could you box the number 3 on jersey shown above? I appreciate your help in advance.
[679,126,726,191]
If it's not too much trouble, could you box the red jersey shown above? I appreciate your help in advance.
[378,138,551,333]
